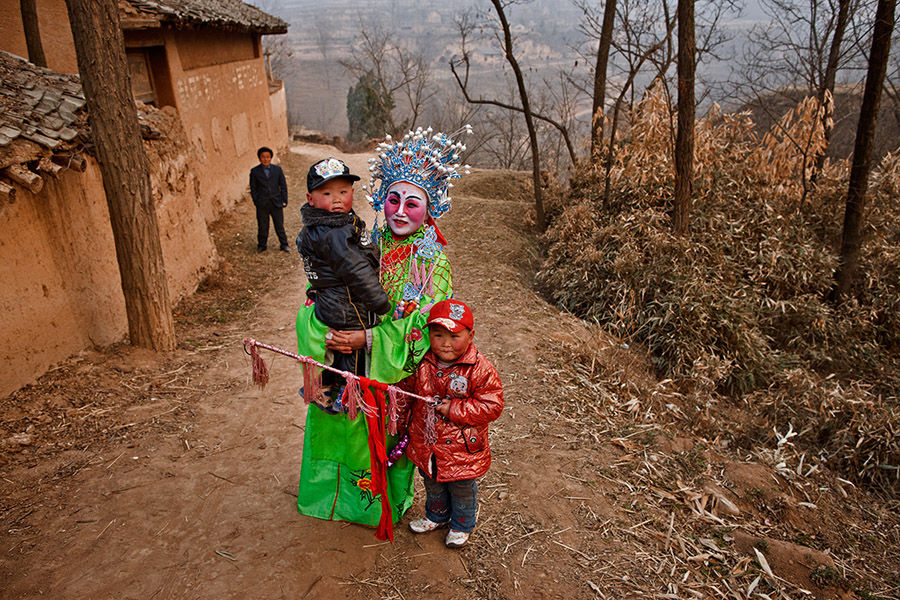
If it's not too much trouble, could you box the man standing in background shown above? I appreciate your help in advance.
[249,146,290,253]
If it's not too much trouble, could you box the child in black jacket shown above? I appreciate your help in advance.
[297,157,390,412]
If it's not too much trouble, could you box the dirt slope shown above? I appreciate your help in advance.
[1,144,896,600]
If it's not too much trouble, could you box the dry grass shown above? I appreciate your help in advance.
[537,83,900,492]
[525,331,899,600]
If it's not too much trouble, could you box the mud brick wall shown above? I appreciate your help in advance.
[164,28,290,222]
[0,115,218,398]
[0,0,288,396]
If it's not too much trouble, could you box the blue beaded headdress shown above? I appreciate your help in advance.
[364,125,472,219]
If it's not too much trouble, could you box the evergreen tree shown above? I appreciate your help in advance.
[346,71,394,141]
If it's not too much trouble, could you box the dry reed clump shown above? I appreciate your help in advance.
[744,369,899,491]
[537,84,900,488]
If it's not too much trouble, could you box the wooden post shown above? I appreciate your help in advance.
[3,164,43,194]
[38,157,64,178]
[0,181,15,203]
[51,153,87,172]
[64,0,176,351]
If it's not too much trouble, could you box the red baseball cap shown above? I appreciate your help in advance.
[427,299,474,333]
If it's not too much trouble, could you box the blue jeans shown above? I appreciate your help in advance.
[421,470,478,534]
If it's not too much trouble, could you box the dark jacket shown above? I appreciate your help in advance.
[249,163,288,208]
[397,344,504,481]
[297,204,390,330]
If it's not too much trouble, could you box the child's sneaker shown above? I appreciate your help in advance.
[408,518,447,534]
[445,529,470,548]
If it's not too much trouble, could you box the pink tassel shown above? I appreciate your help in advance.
[424,259,437,296]
[250,345,269,388]
[343,377,362,420]
[301,363,321,405]
[301,364,312,404]
[309,365,322,403]
[408,256,421,288]
[425,404,437,446]
[387,387,401,435]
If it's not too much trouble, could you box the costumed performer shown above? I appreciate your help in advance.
[295,126,472,528]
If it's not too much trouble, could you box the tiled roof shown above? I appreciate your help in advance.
[0,50,87,151]
[0,50,166,172]
[122,0,288,34]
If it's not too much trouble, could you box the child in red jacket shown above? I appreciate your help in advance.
[397,299,504,548]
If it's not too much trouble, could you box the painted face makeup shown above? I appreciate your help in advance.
[384,181,428,239]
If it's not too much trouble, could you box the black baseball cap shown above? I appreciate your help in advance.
[307,157,361,192]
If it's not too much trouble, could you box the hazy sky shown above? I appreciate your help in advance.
[257,0,772,23]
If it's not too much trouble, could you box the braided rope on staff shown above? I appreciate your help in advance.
[243,338,418,470]
[242,337,433,405]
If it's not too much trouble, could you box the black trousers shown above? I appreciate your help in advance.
[317,346,366,414]
[322,346,366,390]
[255,203,288,250]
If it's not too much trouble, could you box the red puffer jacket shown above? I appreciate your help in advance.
[397,344,503,481]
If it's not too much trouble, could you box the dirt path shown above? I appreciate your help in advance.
[1,144,897,600]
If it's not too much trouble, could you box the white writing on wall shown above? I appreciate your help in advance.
[176,73,214,109]
[176,62,264,110]
[232,64,263,91]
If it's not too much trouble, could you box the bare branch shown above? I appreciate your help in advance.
[449,55,577,166]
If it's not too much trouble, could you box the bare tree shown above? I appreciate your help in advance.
[450,54,578,169]
[489,0,546,229]
[19,0,46,67]
[813,0,852,176]
[262,37,294,81]
[540,70,584,171]
[734,0,872,156]
[482,101,532,169]
[576,0,617,158]
[578,0,736,154]
[64,0,176,350]
[599,0,677,204]
[884,29,900,130]
[449,2,593,227]
[450,6,578,171]
[673,0,695,235]
[341,26,434,138]
[740,0,867,96]
[831,0,895,303]
[731,0,870,196]
[425,97,488,158]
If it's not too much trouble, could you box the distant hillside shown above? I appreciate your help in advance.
[261,0,583,136]
[742,85,900,162]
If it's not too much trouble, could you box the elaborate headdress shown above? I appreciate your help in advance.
[365,125,472,219]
